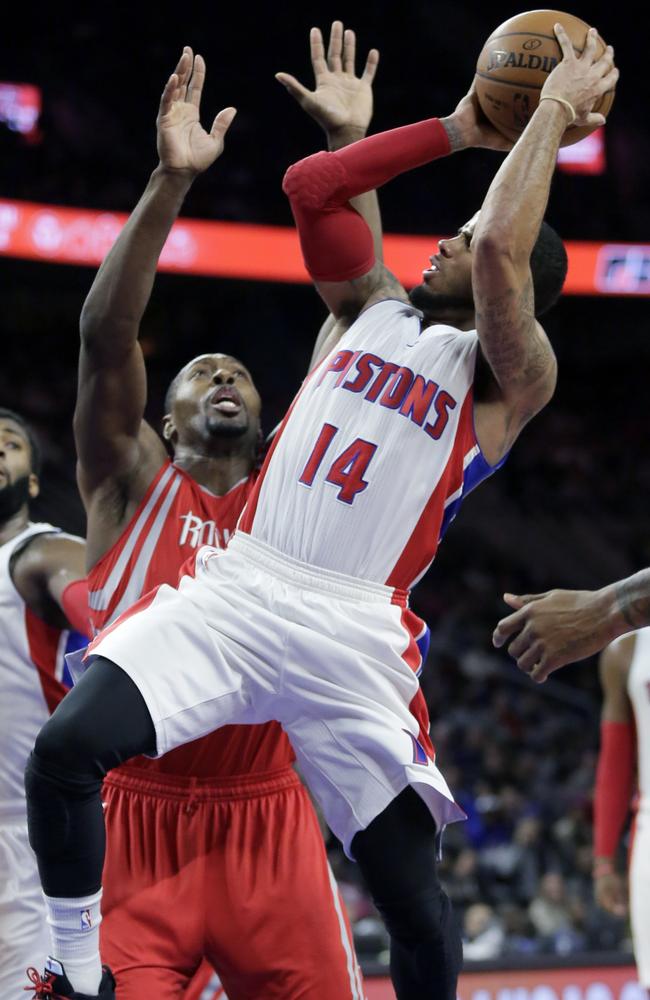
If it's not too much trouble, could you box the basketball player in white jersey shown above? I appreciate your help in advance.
[24,25,617,1000]
[592,632,650,993]
[0,409,89,997]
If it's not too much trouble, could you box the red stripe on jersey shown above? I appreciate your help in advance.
[88,461,174,632]
[386,387,475,591]
[393,600,435,761]
[24,606,67,715]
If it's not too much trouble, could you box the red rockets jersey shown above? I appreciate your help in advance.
[87,460,295,778]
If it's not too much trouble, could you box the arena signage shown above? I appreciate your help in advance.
[0,198,648,298]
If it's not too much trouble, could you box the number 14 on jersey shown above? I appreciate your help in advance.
[299,423,378,505]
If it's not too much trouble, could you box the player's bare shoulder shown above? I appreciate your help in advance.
[10,531,85,625]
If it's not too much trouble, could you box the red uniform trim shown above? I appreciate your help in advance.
[386,387,475,590]
[88,461,173,627]
[88,459,170,578]
[594,718,637,858]
[393,600,435,761]
[24,606,67,714]
[239,368,321,535]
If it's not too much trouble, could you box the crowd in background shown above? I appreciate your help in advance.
[2,0,648,970]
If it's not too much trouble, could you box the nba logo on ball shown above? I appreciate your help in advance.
[80,908,92,930]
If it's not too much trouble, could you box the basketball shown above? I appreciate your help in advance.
[475,9,616,147]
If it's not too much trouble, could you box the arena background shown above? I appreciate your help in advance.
[2,2,648,996]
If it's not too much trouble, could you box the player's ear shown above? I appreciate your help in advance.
[28,473,40,500]
[162,415,175,442]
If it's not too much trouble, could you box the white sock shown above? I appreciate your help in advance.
[43,889,103,995]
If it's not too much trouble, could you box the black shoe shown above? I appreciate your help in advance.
[25,958,116,998]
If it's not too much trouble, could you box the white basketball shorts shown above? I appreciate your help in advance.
[86,531,464,856]
[630,807,650,986]
[0,820,51,994]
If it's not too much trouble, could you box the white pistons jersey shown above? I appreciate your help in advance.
[0,523,73,822]
[240,299,502,589]
[628,627,650,815]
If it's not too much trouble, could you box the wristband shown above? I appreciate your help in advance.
[539,94,576,125]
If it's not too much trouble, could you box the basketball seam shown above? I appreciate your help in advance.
[486,30,587,53]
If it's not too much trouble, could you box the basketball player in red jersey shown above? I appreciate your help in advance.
[24,28,380,1000]
[0,409,89,997]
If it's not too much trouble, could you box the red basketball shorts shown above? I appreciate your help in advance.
[99,765,365,1000]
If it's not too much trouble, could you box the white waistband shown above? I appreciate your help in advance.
[223,532,403,605]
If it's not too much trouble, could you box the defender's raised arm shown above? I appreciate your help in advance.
[74,48,236,516]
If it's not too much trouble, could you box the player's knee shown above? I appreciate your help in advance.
[32,699,99,776]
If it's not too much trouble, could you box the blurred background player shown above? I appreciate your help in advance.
[592,631,650,995]
[0,409,88,997]
[25,30,384,1000]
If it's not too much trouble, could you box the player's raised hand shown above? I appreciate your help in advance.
[276,21,379,141]
[157,47,236,176]
[541,24,618,128]
[449,81,515,152]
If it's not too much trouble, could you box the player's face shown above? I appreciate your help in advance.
[168,354,262,448]
[409,212,478,318]
[0,419,38,521]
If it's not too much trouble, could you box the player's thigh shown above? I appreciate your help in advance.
[100,783,204,987]
[0,824,51,993]
[206,783,364,1000]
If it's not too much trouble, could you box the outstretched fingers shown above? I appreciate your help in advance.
[310,26,327,77]
[343,28,356,74]
[187,53,206,109]
[327,20,344,72]
[159,73,180,117]
[210,106,237,140]
[176,46,193,97]
[553,23,575,62]
[275,72,311,104]
[581,26,600,63]
[362,47,380,84]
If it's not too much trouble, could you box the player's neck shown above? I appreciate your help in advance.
[172,447,254,496]
[422,308,475,332]
[0,507,31,547]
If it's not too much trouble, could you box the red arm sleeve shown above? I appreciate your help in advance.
[593,719,636,859]
[282,118,451,283]
[61,578,91,638]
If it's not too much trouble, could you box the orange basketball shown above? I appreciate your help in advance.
[474,9,615,147]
